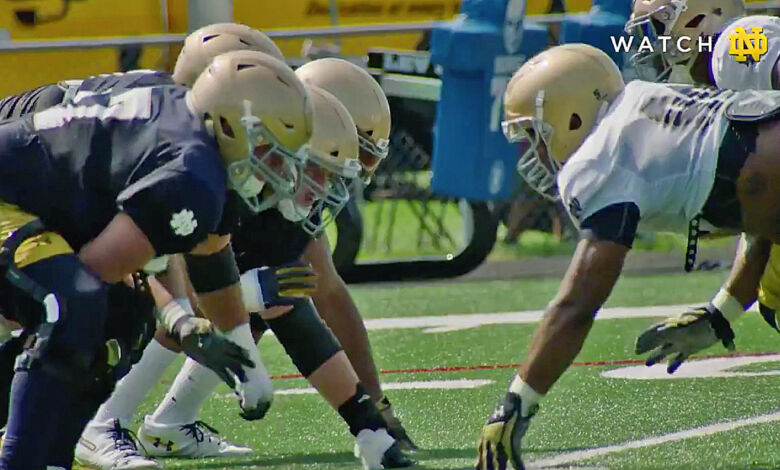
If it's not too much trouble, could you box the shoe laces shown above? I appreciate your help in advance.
[108,420,143,457]
[179,420,220,445]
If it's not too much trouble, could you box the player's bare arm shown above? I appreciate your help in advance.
[78,213,156,283]
[519,238,628,393]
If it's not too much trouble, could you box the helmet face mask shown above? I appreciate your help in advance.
[236,102,307,207]
[503,114,558,200]
[625,1,686,81]
[357,131,389,183]
[275,84,361,235]
[625,0,746,83]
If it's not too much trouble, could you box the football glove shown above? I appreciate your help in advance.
[476,392,535,470]
[172,316,254,388]
[635,305,735,374]
[243,262,317,309]
[377,396,418,452]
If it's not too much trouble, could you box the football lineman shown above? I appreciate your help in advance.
[64,35,411,469]
[625,2,780,370]
[95,60,411,470]
[129,82,410,470]
[0,48,313,470]
[476,43,780,470]
[624,0,745,84]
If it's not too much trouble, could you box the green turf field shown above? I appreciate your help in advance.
[100,270,780,469]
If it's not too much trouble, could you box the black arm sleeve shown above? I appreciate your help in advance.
[184,244,241,293]
[579,202,640,248]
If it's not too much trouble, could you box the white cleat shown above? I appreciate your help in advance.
[354,428,396,470]
[75,419,161,470]
[137,415,253,459]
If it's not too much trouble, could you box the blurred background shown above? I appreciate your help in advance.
[1,0,778,283]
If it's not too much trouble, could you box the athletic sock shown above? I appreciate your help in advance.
[509,375,543,417]
[223,322,272,408]
[92,339,178,426]
[150,357,222,426]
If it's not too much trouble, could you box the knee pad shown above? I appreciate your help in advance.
[264,300,342,377]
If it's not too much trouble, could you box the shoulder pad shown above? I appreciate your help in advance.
[725,90,780,123]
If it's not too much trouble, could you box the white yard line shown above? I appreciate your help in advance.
[217,379,493,400]
[274,379,493,395]
[528,410,780,468]
[364,304,760,333]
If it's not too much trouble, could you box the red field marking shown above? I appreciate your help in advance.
[269,351,780,380]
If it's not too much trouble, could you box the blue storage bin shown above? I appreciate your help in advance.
[429,0,548,200]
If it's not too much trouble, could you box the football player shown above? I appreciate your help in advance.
[624,0,746,84]
[0,49,312,470]
[130,83,410,470]
[0,23,290,465]
[625,2,780,370]
[66,32,411,469]
[475,43,780,470]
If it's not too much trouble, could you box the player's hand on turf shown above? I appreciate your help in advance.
[251,262,318,307]
[635,305,735,374]
[377,396,418,452]
[476,392,534,470]
[173,316,254,388]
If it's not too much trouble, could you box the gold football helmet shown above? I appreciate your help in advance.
[173,22,284,87]
[295,58,390,182]
[190,50,313,212]
[625,0,745,82]
[277,84,361,234]
[502,44,624,200]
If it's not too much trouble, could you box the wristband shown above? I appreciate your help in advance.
[711,288,746,322]
[157,298,195,334]
[240,269,265,313]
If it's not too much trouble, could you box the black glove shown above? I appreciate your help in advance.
[172,316,254,388]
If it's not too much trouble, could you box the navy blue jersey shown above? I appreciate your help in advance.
[0,85,226,255]
[232,208,315,269]
[66,69,174,100]
[0,70,174,122]
[0,84,66,121]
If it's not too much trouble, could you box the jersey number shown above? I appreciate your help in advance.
[639,86,732,133]
[33,87,153,131]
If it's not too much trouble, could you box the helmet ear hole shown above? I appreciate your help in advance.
[569,113,582,131]
[685,14,705,28]
[219,116,235,138]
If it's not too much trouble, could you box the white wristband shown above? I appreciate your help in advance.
[711,288,745,322]
[240,268,265,313]
[157,298,195,333]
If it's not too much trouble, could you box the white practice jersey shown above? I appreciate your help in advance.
[558,80,740,235]
[712,15,780,91]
